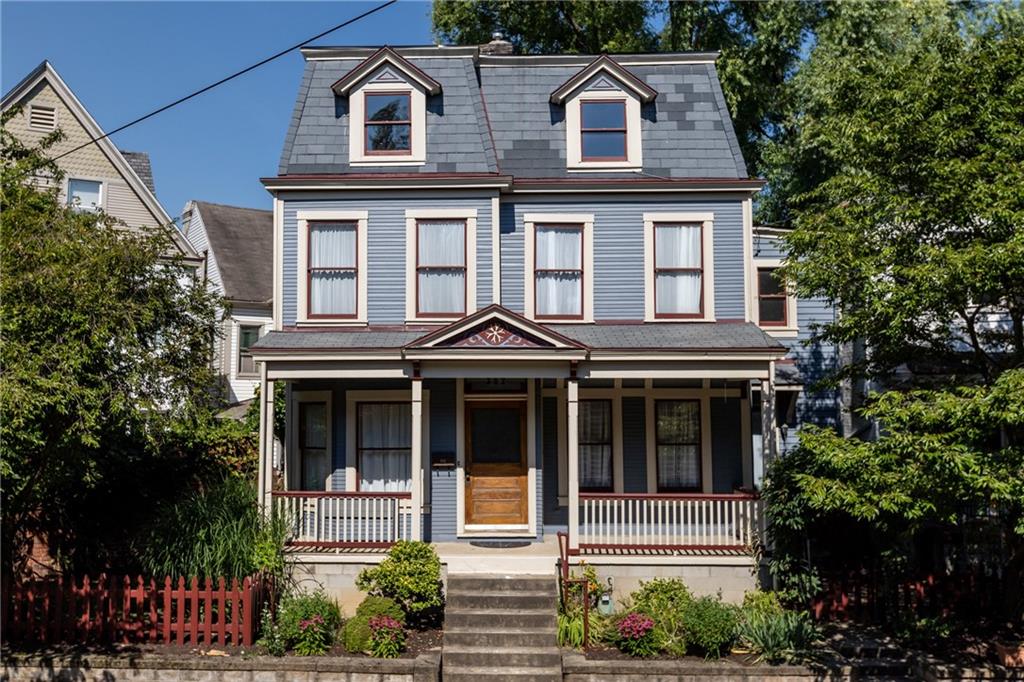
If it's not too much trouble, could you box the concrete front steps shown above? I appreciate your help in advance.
[443,574,561,681]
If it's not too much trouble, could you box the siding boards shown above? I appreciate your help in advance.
[426,380,457,541]
[542,396,568,530]
[500,197,746,319]
[281,195,495,326]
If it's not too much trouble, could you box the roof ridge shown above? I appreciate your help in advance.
[194,199,272,213]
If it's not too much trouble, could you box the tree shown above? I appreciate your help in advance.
[0,111,226,574]
[431,0,821,179]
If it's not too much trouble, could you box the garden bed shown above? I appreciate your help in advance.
[563,650,851,681]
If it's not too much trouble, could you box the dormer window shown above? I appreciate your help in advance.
[365,92,411,154]
[580,100,626,161]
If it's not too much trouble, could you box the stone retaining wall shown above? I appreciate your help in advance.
[1,652,441,682]
[561,652,851,681]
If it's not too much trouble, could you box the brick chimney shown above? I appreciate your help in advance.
[480,30,513,56]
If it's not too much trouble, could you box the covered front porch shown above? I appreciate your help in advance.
[252,306,782,560]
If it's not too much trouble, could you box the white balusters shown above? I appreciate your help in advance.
[271,492,411,547]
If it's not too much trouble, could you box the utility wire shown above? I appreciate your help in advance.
[44,0,396,165]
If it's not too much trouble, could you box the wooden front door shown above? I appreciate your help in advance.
[465,401,528,526]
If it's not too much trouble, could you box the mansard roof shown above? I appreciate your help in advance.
[276,47,749,181]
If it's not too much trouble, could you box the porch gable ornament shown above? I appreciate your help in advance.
[450,321,546,348]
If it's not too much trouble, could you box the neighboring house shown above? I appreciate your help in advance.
[182,200,274,404]
[1,61,200,264]
[250,40,839,606]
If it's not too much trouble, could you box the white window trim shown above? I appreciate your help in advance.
[66,176,105,213]
[405,208,478,323]
[566,87,643,171]
[28,103,57,131]
[348,77,426,166]
[751,257,798,338]
[345,390,430,502]
[296,210,368,326]
[643,212,716,322]
[232,316,270,381]
[523,212,594,323]
[288,390,333,492]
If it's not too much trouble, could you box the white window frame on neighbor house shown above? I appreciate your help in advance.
[345,389,430,505]
[348,73,427,166]
[565,86,643,171]
[287,390,333,491]
[643,212,716,322]
[750,257,798,338]
[405,208,477,323]
[234,318,267,379]
[524,213,594,322]
[295,210,368,326]
[66,177,104,213]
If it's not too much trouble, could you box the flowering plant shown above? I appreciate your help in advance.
[294,613,329,656]
[368,614,406,658]
[615,612,660,657]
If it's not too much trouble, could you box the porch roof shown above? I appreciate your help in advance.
[252,320,784,354]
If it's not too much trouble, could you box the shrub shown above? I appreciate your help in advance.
[368,614,406,658]
[615,611,660,658]
[682,595,739,659]
[256,606,285,656]
[356,595,406,625]
[558,612,587,648]
[278,590,342,652]
[294,613,329,656]
[342,615,372,653]
[742,590,784,618]
[356,541,442,623]
[632,578,691,656]
[736,610,818,664]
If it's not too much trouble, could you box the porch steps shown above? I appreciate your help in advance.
[443,573,560,681]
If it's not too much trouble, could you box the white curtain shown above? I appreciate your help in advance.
[579,401,611,489]
[655,401,700,490]
[655,224,702,314]
[418,221,465,313]
[309,223,357,315]
[535,226,582,316]
[359,403,412,492]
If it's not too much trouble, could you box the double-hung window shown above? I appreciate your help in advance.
[299,401,329,490]
[365,92,411,154]
[534,224,583,318]
[68,179,101,212]
[237,325,260,376]
[307,221,358,318]
[579,400,612,491]
[655,400,701,491]
[357,403,412,492]
[416,219,466,316]
[654,223,703,317]
[580,100,627,161]
[757,267,787,326]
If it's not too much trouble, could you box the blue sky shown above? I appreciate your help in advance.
[1,1,434,219]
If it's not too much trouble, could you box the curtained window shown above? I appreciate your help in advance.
[308,221,357,317]
[654,223,703,317]
[358,403,412,492]
[535,224,583,318]
[299,402,329,490]
[417,219,466,316]
[237,325,261,376]
[580,101,626,160]
[579,400,612,491]
[655,400,701,491]
[757,267,787,326]
[365,92,411,153]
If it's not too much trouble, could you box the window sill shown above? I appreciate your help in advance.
[761,327,799,338]
[567,163,642,173]
[349,158,425,167]
[644,316,717,324]
[406,316,463,325]
[294,319,368,327]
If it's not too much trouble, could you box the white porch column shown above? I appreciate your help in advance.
[410,377,424,541]
[567,377,580,552]
[760,360,778,468]
[257,362,273,513]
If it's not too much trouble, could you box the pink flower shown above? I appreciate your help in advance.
[369,615,401,632]
[617,612,655,640]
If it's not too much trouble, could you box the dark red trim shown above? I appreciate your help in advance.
[653,222,704,319]
[756,266,788,327]
[403,303,589,350]
[579,492,759,501]
[533,223,585,320]
[306,220,359,320]
[415,218,467,318]
[271,491,411,499]
[550,54,658,103]
[331,46,442,95]
[364,91,412,156]
[580,543,750,551]
[285,541,398,549]
[580,99,628,162]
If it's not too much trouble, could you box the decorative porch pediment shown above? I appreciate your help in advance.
[405,304,587,352]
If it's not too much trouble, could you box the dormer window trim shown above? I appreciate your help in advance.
[579,99,628,162]
[364,91,412,156]
[565,87,643,171]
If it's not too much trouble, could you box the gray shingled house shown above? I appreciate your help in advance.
[248,39,838,618]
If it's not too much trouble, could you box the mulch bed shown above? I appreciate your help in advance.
[582,642,756,664]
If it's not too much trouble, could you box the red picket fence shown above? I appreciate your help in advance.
[2,574,268,647]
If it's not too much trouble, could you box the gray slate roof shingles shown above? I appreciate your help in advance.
[277,50,749,180]
[252,321,783,352]
[195,201,273,303]
[120,150,156,194]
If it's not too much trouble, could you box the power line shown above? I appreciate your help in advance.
[46,0,396,165]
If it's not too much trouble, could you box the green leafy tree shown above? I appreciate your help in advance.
[0,111,226,574]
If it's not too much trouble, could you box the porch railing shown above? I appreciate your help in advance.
[271,491,412,548]
[578,492,763,553]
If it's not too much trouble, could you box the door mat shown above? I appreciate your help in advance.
[468,540,532,549]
